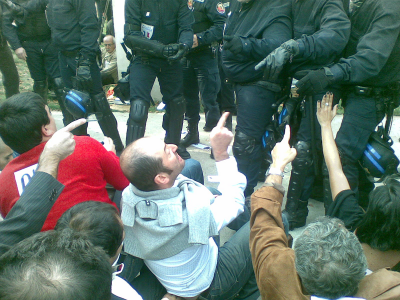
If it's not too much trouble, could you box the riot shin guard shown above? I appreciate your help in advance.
[126,99,149,146]
[92,92,124,152]
[283,141,313,229]
[33,80,48,103]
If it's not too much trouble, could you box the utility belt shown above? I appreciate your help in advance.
[61,49,80,58]
[236,80,282,93]
[345,82,400,98]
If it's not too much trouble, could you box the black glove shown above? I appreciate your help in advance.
[255,39,300,82]
[295,68,334,96]
[168,43,189,61]
[76,58,93,92]
[223,35,243,55]
[0,0,24,16]
[161,43,180,58]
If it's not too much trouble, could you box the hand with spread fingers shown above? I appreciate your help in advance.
[316,92,337,127]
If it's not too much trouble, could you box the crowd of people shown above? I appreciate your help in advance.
[0,0,400,299]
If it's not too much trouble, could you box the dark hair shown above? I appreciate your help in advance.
[0,92,49,154]
[356,175,400,251]
[0,229,112,300]
[120,139,172,191]
[56,201,124,258]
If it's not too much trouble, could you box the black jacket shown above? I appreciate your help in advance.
[288,0,350,75]
[125,0,194,47]
[222,0,292,83]
[24,0,100,58]
[191,0,226,47]
[2,0,51,50]
[331,0,400,86]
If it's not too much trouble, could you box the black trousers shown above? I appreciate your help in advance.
[0,35,19,98]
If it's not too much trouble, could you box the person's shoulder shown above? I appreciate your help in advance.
[356,268,400,299]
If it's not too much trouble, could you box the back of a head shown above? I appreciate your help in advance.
[356,175,400,251]
[0,92,49,154]
[0,229,112,300]
[294,217,367,299]
[55,201,124,259]
[120,138,172,191]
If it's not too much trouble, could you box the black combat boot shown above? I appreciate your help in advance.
[180,121,199,147]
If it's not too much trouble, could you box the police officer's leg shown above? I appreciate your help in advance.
[181,57,200,147]
[330,93,378,204]
[42,40,75,127]
[233,84,276,197]
[23,41,48,102]
[217,49,235,131]
[196,52,221,131]
[158,60,190,159]
[126,58,157,146]
[58,53,88,135]
[88,61,124,152]
[0,35,19,98]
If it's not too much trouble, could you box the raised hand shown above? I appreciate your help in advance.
[271,125,297,172]
[38,119,87,177]
[316,92,337,128]
[210,112,233,162]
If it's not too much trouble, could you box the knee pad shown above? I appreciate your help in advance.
[129,99,149,124]
[233,130,257,157]
[292,141,312,169]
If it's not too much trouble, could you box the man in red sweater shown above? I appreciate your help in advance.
[0,92,129,231]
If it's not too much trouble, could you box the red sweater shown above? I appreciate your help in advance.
[0,136,129,231]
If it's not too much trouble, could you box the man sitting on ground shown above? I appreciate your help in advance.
[101,35,118,86]
[120,112,259,299]
[0,92,129,231]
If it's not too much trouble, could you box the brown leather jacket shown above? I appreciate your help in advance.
[250,185,400,300]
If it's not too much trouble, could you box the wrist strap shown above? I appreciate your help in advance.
[267,167,284,178]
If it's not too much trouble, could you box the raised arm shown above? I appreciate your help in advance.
[316,93,350,199]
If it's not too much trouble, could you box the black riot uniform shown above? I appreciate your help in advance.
[124,0,194,157]
[222,0,291,196]
[2,0,62,104]
[278,0,351,229]
[23,0,123,151]
[180,0,226,147]
[0,5,19,99]
[296,0,400,210]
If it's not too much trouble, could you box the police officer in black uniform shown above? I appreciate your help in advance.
[0,3,19,99]
[180,0,226,147]
[124,0,194,158]
[256,0,351,229]
[222,0,291,196]
[2,0,64,105]
[22,0,123,151]
[295,0,400,211]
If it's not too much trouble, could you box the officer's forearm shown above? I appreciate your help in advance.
[124,34,165,57]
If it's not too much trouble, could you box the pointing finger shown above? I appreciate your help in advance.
[216,112,230,129]
[282,125,291,144]
[61,118,87,133]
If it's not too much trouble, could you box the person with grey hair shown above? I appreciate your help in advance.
[249,124,400,300]
[294,217,367,299]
